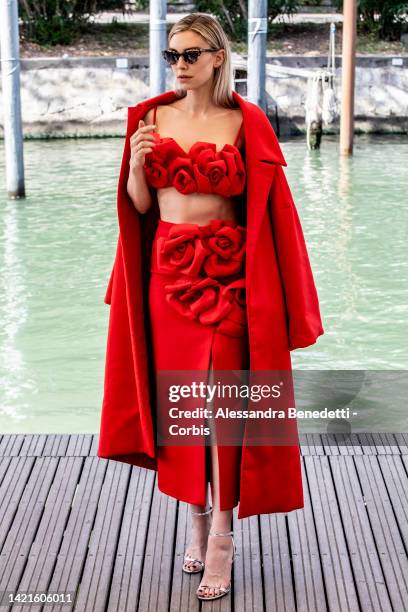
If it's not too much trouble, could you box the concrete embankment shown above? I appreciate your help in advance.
[0,54,407,137]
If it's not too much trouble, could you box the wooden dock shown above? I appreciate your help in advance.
[0,433,407,611]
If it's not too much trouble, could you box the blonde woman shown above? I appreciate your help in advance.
[98,12,324,602]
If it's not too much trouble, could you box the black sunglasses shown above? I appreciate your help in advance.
[161,47,221,66]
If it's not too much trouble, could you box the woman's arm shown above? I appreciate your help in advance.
[126,108,155,214]
[127,166,153,214]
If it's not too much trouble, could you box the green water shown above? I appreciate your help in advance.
[0,135,407,433]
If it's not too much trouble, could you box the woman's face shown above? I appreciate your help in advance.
[168,31,225,91]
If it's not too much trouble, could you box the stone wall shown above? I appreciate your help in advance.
[0,55,407,137]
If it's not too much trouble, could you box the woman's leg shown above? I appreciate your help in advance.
[183,490,212,572]
[197,355,235,598]
[183,357,215,571]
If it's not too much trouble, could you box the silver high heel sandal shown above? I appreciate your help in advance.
[182,506,213,574]
[196,529,236,600]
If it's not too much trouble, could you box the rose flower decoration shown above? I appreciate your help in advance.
[155,224,210,277]
[164,276,247,337]
[200,220,246,279]
[199,278,247,337]
[190,143,246,197]
[164,277,221,322]
[143,136,176,189]
[168,157,198,194]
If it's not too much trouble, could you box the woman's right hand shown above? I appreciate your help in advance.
[129,119,157,171]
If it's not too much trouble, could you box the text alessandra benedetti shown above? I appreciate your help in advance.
[167,407,353,419]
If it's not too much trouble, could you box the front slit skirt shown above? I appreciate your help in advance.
[148,217,249,510]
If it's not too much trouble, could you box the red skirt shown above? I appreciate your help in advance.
[148,218,249,510]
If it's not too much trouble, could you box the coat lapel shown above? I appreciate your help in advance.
[230,91,287,282]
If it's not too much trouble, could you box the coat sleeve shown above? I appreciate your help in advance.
[268,163,324,351]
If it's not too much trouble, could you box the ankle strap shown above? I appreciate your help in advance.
[192,505,212,516]
[209,530,237,560]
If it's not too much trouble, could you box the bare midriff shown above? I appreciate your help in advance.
[157,187,239,225]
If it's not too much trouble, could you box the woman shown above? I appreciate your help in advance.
[98,12,324,603]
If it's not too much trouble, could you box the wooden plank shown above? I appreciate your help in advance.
[0,436,407,611]
[0,457,59,593]
[394,433,408,454]
[378,455,408,550]
[320,433,340,456]
[260,512,296,611]
[368,434,390,455]
[321,433,364,456]
[376,433,400,454]
[329,455,392,610]
[74,464,154,610]
[304,456,359,611]
[354,455,408,609]
[299,434,309,456]
[357,433,401,455]
[18,433,48,457]
[299,433,324,456]
[0,457,35,553]
[300,433,371,456]
[137,484,177,611]
[0,434,25,456]
[8,432,408,457]
[41,434,70,457]
[235,513,262,611]
[336,433,360,456]
[65,434,94,457]
[358,433,376,455]
[9,457,84,612]
[287,459,326,611]
[170,502,204,612]
[349,433,364,455]
[388,433,402,454]
[106,468,155,611]
[89,434,100,457]
[309,434,324,455]
[48,457,111,612]
[0,456,12,489]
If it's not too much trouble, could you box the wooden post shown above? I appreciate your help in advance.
[0,0,25,198]
[340,0,357,156]
[247,0,268,111]
[150,0,167,96]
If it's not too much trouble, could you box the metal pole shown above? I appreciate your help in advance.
[150,0,167,96]
[339,0,357,156]
[247,0,268,111]
[0,0,25,198]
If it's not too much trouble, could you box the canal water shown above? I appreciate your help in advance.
[0,135,407,434]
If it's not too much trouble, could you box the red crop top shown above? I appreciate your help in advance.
[143,106,246,197]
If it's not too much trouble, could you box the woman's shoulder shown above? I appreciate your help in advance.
[134,91,179,118]
[229,106,243,125]
[138,96,245,128]
[141,107,155,124]
[142,100,181,122]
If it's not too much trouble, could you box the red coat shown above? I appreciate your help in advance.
[97,89,324,519]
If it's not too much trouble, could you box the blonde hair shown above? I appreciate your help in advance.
[168,13,237,108]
